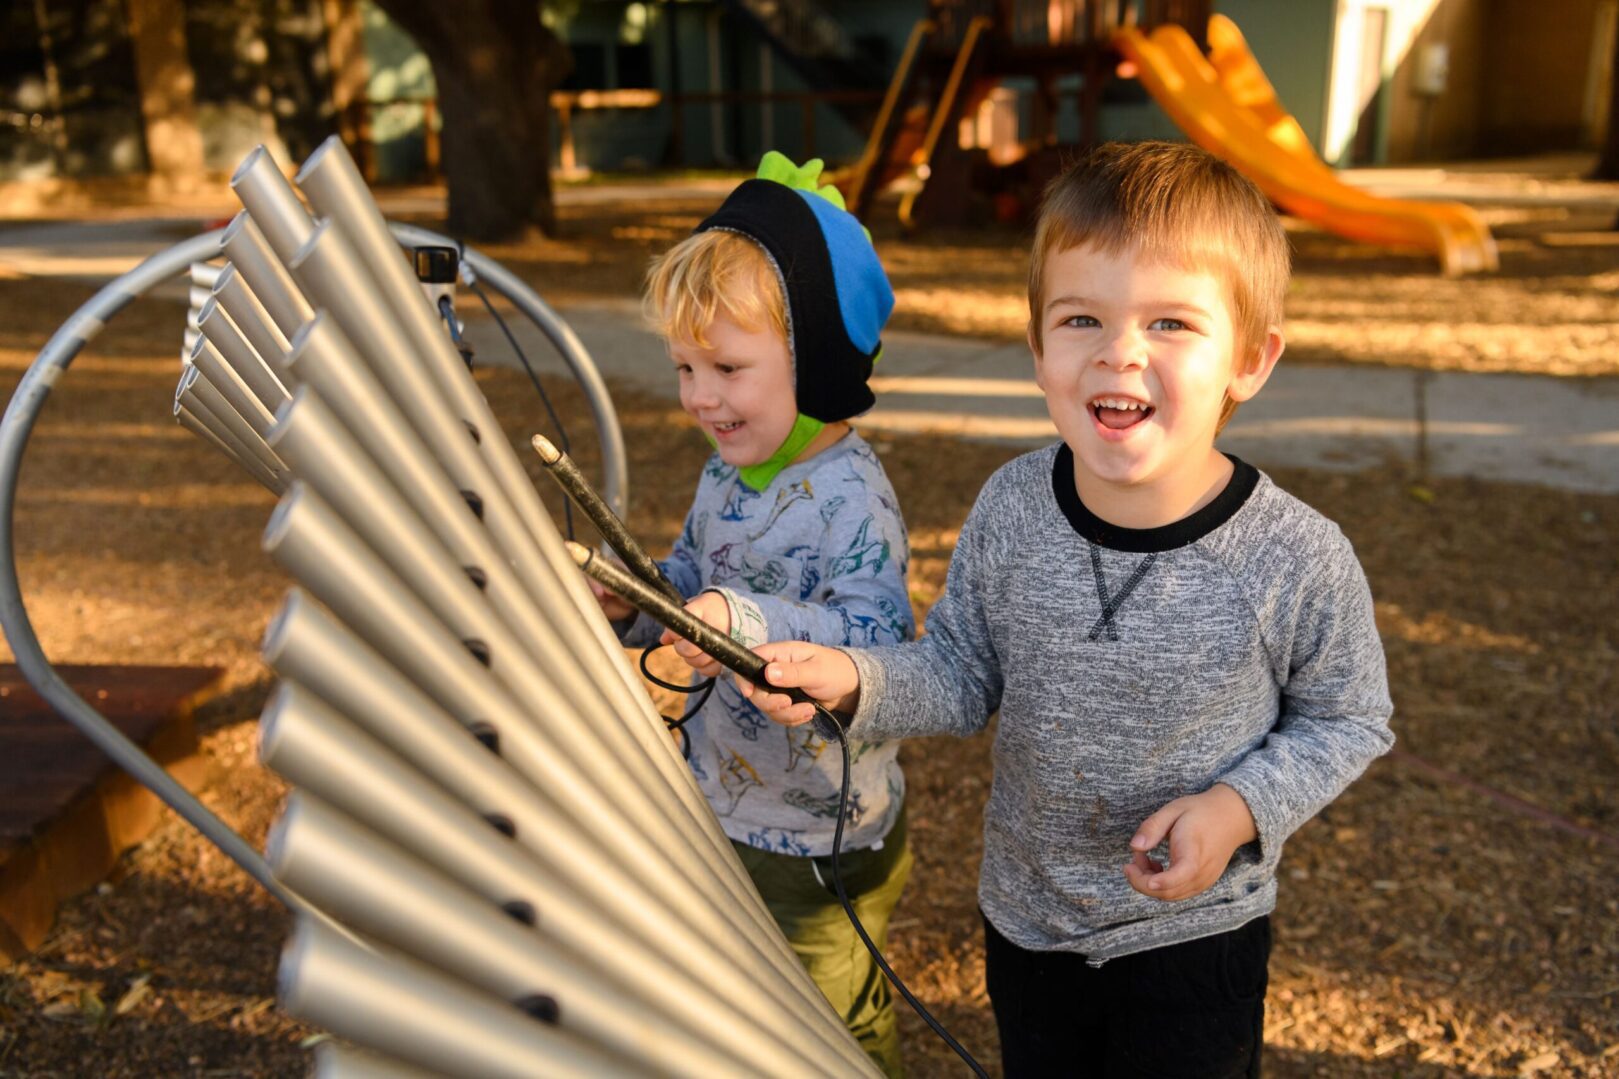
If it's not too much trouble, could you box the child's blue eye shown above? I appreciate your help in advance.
[1061,315,1100,329]
[1150,318,1188,332]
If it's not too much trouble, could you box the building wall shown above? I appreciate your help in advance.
[1322,0,1611,165]
[1480,0,1609,154]
[1380,0,1490,163]
[1211,0,1339,152]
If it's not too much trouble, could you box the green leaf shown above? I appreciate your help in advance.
[78,987,107,1026]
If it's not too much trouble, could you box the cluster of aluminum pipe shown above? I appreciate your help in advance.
[173,138,878,1078]
[172,203,301,492]
[183,261,219,357]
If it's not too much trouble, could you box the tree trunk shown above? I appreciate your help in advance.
[1595,17,1619,181]
[371,0,571,240]
[126,0,207,193]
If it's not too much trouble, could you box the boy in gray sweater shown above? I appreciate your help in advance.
[590,153,914,1075]
[740,142,1395,1077]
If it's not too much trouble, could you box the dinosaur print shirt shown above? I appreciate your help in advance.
[619,432,914,857]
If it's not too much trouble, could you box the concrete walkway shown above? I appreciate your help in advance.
[476,299,1619,495]
[3,216,1616,495]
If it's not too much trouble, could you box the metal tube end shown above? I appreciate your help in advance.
[263,789,302,875]
[262,481,303,554]
[221,209,250,245]
[564,541,592,568]
[286,310,320,354]
[230,144,273,189]
[530,434,561,465]
[258,680,296,767]
[261,590,305,665]
[293,134,346,186]
[287,218,331,273]
[276,913,316,1007]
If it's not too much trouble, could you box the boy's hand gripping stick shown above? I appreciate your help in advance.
[566,542,848,740]
[533,435,684,608]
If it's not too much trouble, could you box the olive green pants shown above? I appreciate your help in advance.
[732,807,913,1078]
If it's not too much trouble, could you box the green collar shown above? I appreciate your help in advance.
[723,412,824,491]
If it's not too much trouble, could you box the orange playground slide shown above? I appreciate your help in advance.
[1114,17,1497,274]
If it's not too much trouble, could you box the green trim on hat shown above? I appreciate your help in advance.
[736,412,825,491]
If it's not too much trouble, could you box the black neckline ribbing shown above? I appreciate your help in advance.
[1050,443,1259,553]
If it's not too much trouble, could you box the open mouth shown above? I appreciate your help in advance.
[711,420,744,437]
[1089,397,1154,431]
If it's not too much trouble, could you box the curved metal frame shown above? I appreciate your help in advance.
[0,225,628,911]
[387,222,628,519]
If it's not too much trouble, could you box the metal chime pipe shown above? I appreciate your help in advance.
[230,146,317,263]
[189,262,223,290]
[173,396,281,493]
[257,680,866,1076]
[278,316,705,837]
[263,391,790,950]
[257,477,806,973]
[173,401,241,464]
[212,263,292,376]
[220,211,312,338]
[386,220,629,519]
[280,919,638,1079]
[297,138,653,713]
[175,366,257,464]
[197,296,288,411]
[270,794,759,1079]
[257,486,854,1034]
[284,222,754,904]
[188,337,276,436]
[262,599,860,1075]
[312,1045,444,1079]
[176,364,286,482]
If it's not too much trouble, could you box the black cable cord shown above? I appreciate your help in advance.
[814,702,990,1078]
[638,644,715,732]
[438,295,476,369]
[465,272,575,542]
[635,641,985,1071]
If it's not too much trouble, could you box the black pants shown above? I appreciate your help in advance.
[983,912,1270,1078]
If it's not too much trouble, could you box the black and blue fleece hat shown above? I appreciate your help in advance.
[695,152,894,425]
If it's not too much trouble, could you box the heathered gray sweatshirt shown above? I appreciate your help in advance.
[846,443,1394,960]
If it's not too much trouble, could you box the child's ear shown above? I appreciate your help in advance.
[1026,321,1046,382]
[1228,326,1284,403]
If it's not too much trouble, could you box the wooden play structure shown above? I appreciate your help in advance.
[843,0,1496,274]
[843,0,1212,227]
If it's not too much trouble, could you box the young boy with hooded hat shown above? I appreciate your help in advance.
[588,152,914,1075]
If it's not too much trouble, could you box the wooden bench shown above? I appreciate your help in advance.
[0,663,222,962]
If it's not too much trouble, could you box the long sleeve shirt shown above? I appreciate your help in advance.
[622,432,914,856]
[845,443,1394,960]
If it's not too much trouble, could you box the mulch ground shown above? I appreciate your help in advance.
[1,173,1617,1076]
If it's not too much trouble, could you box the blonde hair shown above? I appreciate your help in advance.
[1027,141,1290,429]
[644,230,787,349]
